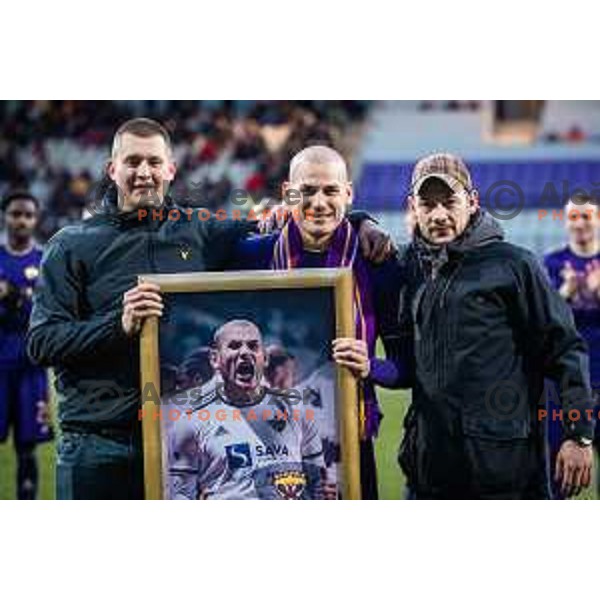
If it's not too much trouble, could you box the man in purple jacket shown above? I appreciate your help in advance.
[233,145,410,498]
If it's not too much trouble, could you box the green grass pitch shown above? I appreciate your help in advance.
[0,385,595,500]
[0,386,409,500]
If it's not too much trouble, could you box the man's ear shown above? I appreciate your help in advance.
[281,180,297,205]
[107,160,116,183]
[165,161,177,182]
[468,190,480,215]
[209,348,219,371]
[406,196,418,235]
[346,181,354,207]
[407,195,416,212]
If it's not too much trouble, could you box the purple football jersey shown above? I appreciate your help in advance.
[0,244,43,365]
[544,246,600,389]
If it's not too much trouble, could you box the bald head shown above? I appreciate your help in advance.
[284,145,353,249]
[211,319,267,396]
[213,319,262,348]
[289,145,349,183]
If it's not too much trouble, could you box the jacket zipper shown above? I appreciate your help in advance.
[147,224,157,274]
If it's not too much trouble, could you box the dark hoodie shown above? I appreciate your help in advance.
[399,211,594,498]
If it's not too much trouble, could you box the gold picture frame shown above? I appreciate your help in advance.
[139,268,361,500]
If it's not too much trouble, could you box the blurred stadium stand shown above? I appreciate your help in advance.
[2,100,599,257]
[0,100,370,240]
[357,160,599,210]
[354,101,600,255]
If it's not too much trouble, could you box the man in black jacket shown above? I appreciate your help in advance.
[399,153,594,499]
[27,117,389,499]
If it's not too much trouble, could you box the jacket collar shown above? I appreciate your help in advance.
[97,182,174,226]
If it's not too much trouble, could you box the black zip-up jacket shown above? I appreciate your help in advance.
[27,198,257,432]
[398,211,594,498]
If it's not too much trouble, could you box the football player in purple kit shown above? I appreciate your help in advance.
[0,191,53,499]
[544,192,600,498]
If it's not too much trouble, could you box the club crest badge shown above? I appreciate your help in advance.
[273,470,307,500]
[178,245,192,261]
[24,265,39,280]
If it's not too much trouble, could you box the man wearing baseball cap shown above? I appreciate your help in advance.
[397,152,594,499]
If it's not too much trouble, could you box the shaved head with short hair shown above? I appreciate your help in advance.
[289,145,349,183]
[283,145,353,250]
[212,319,263,349]
[107,117,176,212]
[210,319,267,399]
[111,117,173,158]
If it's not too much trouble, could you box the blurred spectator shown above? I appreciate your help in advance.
[418,100,481,112]
[175,347,214,391]
[566,125,586,143]
[265,345,297,390]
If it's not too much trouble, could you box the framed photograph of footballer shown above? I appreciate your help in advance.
[138,268,361,500]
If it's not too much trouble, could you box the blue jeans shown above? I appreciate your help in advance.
[57,429,144,499]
